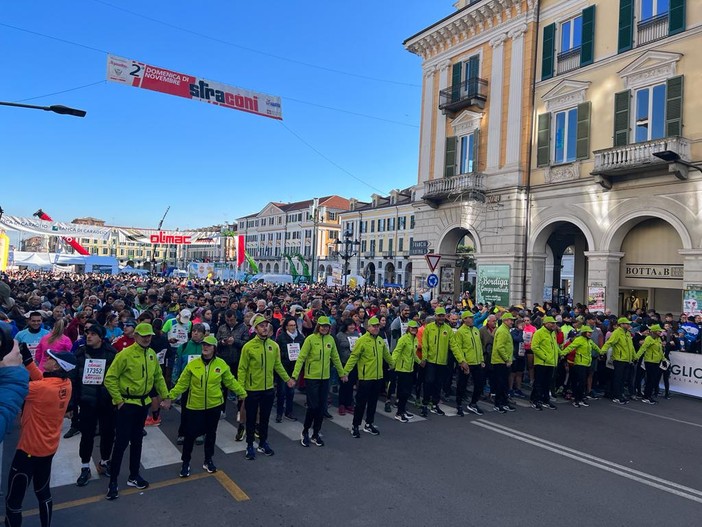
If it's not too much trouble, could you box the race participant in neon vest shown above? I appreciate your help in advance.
[530,316,560,410]
[390,320,420,422]
[491,313,516,413]
[453,311,486,416]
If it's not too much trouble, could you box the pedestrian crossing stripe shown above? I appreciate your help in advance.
[51,420,99,488]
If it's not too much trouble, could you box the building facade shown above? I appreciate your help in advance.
[528,0,701,314]
[404,0,538,301]
[339,189,417,287]
[236,196,350,280]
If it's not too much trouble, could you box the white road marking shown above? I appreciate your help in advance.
[473,420,702,504]
[139,425,182,469]
[51,419,98,488]
[611,404,702,429]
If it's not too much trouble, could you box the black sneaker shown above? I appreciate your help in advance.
[245,445,256,460]
[301,431,310,447]
[203,460,217,473]
[127,475,149,489]
[363,423,380,436]
[235,425,245,442]
[394,413,409,423]
[180,462,191,478]
[96,461,111,478]
[404,411,415,419]
[63,427,80,439]
[456,407,465,417]
[177,436,184,445]
[467,404,484,416]
[420,406,428,417]
[572,401,581,408]
[351,426,361,438]
[284,413,297,422]
[544,402,558,410]
[579,400,590,407]
[384,401,392,413]
[311,435,325,447]
[323,411,334,420]
[612,398,628,405]
[431,405,446,416]
[530,402,542,410]
[257,442,275,456]
[105,482,119,501]
[76,467,91,487]
[502,405,516,412]
[275,414,283,423]
[493,406,506,414]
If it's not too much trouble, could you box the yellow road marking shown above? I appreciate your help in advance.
[25,470,247,516]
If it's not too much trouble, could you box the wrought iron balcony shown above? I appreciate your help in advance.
[557,47,581,75]
[423,172,486,208]
[591,136,690,188]
[364,251,375,258]
[439,77,488,117]
[637,13,669,46]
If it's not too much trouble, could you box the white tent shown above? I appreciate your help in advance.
[14,252,53,270]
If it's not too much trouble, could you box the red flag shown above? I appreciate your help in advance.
[34,209,90,256]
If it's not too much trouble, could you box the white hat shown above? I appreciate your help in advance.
[179,309,192,320]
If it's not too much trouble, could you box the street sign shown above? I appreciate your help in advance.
[425,254,441,272]
[410,240,430,256]
[427,273,439,288]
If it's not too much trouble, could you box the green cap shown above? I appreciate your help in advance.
[251,314,268,328]
[500,312,515,320]
[579,327,593,335]
[434,307,446,315]
[542,316,557,324]
[617,317,632,325]
[202,335,218,346]
[368,317,380,325]
[134,323,155,336]
[649,324,663,333]
[317,316,331,326]
[461,311,474,319]
[407,320,419,328]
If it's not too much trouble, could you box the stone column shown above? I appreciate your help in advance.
[419,66,436,184]
[432,61,451,181]
[505,24,528,168]
[680,249,702,288]
[527,253,547,306]
[487,34,507,170]
[584,251,625,313]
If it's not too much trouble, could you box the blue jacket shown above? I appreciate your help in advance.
[0,365,30,439]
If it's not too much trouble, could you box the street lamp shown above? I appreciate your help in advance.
[334,229,360,288]
[0,101,87,117]
[652,150,702,180]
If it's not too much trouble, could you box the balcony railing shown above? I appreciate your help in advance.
[637,13,669,46]
[591,136,690,186]
[438,77,488,116]
[423,172,486,207]
[557,47,581,75]
[364,251,375,258]
[382,251,394,258]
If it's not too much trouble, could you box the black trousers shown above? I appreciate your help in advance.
[182,407,221,464]
[178,390,190,437]
[531,365,554,404]
[338,367,357,408]
[395,371,414,415]
[457,365,486,406]
[491,364,509,407]
[422,363,448,406]
[78,401,115,464]
[571,365,588,403]
[643,362,662,399]
[244,389,274,446]
[110,403,149,483]
[385,370,397,401]
[5,450,54,527]
[634,359,646,395]
[443,355,456,395]
[303,379,329,436]
[353,379,382,427]
[612,360,628,400]
[414,362,425,399]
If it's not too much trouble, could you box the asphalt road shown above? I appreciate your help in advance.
[3,391,702,527]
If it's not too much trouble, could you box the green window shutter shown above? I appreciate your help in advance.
[580,6,596,67]
[451,63,462,103]
[576,102,591,160]
[536,113,551,167]
[618,0,633,53]
[541,23,556,81]
[472,128,480,171]
[666,76,684,137]
[669,0,686,36]
[444,136,457,178]
[467,55,480,80]
[614,90,630,146]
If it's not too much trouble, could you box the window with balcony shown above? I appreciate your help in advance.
[410,216,415,230]
[542,6,595,80]
[619,0,685,52]
[398,238,404,252]
[634,83,666,142]
[378,239,384,253]
[459,132,477,174]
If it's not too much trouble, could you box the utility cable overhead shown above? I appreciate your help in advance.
[14,80,106,103]
[87,0,421,88]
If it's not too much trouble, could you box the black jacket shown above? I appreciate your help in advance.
[72,341,117,408]
[276,330,305,376]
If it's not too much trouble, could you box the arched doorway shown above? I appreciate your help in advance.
[384,262,396,285]
[273,263,279,273]
[326,265,333,278]
[265,263,271,273]
[405,262,413,288]
[365,262,376,285]
[438,228,478,297]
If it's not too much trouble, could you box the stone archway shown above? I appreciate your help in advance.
[274,263,279,273]
[384,262,396,285]
[437,227,478,296]
[365,262,376,285]
[265,263,271,273]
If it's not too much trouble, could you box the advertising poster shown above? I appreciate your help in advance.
[587,287,606,312]
[476,264,510,305]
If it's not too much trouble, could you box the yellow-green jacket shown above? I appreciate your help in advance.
[603,327,636,363]
[562,336,604,367]
[238,337,290,391]
[422,322,462,365]
[168,356,246,410]
[343,332,394,380]
[391,333,420,373]
[491,323,513,364]
[104,342,169,406]
[636,335,664,363]
[531,326,560,366]
[453,325,483,365]
[292,333,345,380]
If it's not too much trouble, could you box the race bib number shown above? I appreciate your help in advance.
[523,331,533,346]
[156,349,167,365]
[187,354,200,364]
[169,325,189,346]
[28,344,38,360]
[287,343,300,361]
[518,343,525,357]
[82,358,107,385]
[348,336,358,350]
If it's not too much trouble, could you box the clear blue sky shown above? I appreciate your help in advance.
[1,0,449,234]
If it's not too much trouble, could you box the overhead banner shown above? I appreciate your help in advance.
[106,54,283,120]
[0,215,112,240]
[667,351,702,399]
[476,264,510,306]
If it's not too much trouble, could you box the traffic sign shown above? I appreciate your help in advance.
[425,254,441,272]
[427,273,439,288]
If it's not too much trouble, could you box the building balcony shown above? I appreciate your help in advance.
[382,251,394,259]
[557,47,581,75]
[438,77,488,117]
[591,136,690,189]
[637,13,669,46]
[364,251,376,258]
[422,172,486,208]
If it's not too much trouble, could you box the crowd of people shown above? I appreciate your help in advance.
[0,270,698,525]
